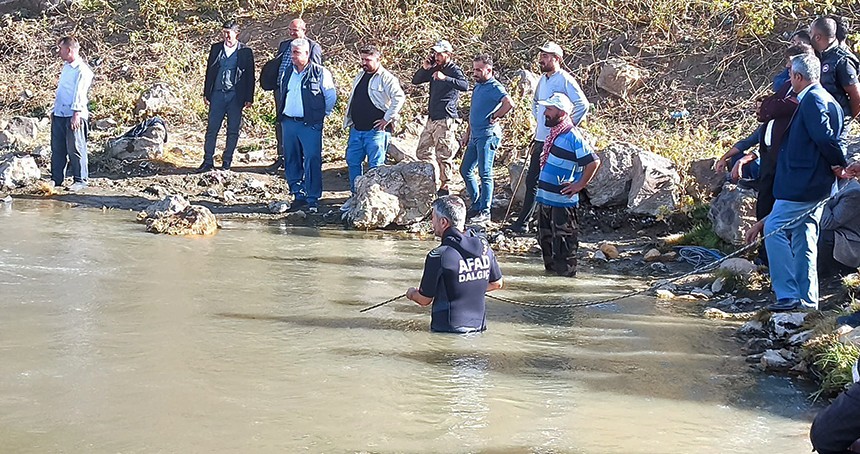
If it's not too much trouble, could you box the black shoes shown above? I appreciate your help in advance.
[196,163,214,173]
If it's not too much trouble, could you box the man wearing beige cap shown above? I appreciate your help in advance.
[535,93,600,277]
[508,41,590,233]
[412,39,469,196]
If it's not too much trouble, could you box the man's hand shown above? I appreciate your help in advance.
[204,98,210,107]
[559,182,584,197]
[70,111,81,131]
[406,287,418,301]
[421,59,433,70]
[731,153,756,182]
[373,119,390,131]
[432,71,446,81]
[846,161,860,178]
[244,101,252,109]
[714,157,728,174]
[745,220,764,244]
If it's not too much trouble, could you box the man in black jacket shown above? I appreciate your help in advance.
[412,40,469,195]
[200,20,255,172]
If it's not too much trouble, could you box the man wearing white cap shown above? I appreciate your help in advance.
[535,93,600,277]
[412,40,469,196]
[508,41,590,233]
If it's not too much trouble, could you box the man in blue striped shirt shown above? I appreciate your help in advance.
[535,93,600,277]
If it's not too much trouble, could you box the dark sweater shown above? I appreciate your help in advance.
[412,62,468,120]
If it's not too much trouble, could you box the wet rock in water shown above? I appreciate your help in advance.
[138,194,189,219]
[743,337,774,354]
[599,242,620,259]
[709,183,757,245]
[144,205,218,236]
[643,248,662,262]
[770,312,808,338]
[686,157,724,202]
[718,258,757,277]
[346,161,435,229]
[738,320,766,337]
[586,142,639,207]
[0,154,40,189]
[788,330,813,346]
[134,83,178,116]
[268,201,289,214]
[760,349,791,370]
[627,150,680,216]
[4,116,40,147]
[596,58,644,99]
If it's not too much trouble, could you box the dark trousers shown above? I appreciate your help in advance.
[203,90,242,167]
[810,381,860,454]
[50,114,88,185]
[281,118,323,205]
[538,204,579,277]
[273,91,284,166]
[818,229,857,278]
[756,171,776,265]
[514,140,544,225]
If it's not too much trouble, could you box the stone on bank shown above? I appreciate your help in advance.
[137,194,218,235]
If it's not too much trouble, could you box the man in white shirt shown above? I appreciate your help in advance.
[508,41,589,233]
[51,36,94,192]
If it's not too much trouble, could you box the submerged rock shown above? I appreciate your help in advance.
[137,195,217,235]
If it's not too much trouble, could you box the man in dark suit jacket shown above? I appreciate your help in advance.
[201,20,255,172]
[749,52,848,311]
[266,18,322,173]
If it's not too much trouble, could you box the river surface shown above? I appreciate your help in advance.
[0,200,822,453]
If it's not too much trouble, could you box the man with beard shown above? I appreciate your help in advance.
[406,195,503,333]
[535,93,600,277]
[412,40,469,196]
[342,45,405,196]
[459,54,514,224]
[266,18,323,173]
[508,41,589,233]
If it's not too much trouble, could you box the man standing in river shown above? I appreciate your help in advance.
[406,195,503,333]
[51,36,94,192]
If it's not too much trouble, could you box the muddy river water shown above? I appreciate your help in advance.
[0,200,822,452]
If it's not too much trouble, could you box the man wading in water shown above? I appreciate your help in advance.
[406,196,503,333]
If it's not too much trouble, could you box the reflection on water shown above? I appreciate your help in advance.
[0,200,821,453]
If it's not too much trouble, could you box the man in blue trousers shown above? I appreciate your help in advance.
[746,52,847,311]
[276,38,337,213]
[51,36,94,192]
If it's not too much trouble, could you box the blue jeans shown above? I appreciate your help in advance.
[460,133,500,213]
[50,114,88,185]
[203,90,243,167]
[345,127,389,193]
[764,198,825,307]
[281,118,323,205]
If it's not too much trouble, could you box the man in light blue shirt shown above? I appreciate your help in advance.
[51,36,94,192]
[276,38,337,213]
[459,54,513,224]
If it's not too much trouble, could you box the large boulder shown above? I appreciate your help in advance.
[388,117,424,164]
[0,154,40,189]
[346,161,436,229]
[687,157,724,201]
[709,183,757,245]
[586,141,639,207]
[627,150,681,216]
[137,195,217,235]
[597,58,645,99]
[134,83,178,116]
[4,117,40,147]
[105,122,166,160]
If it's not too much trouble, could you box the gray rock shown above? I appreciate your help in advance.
[686,157,724,201]
[245,178,266,191]
[713,296,735,309]
[387,117,423,164]
[268,201,290,214]
[237,149,266,163]
[5,116,40,146]
[346,161,436,229]
[743,338,773,354]
[770,312,808,338]
[711,276,726,294]
[30,145,50,164]
[509,160,527,205]
[738,320,766,336]
[0,155,40,189]
[138,195,189,219]
[690,288,713,299]
[760,349,791,370]
[586,142,639,207]
[104,123,166,161]
[143,205,218,236]
[596,58,644,98]
[718,258,757,277]
[788,330,813,346]
[592,250,608,261]
[627,150,680,216]
[93,118,118,131]
[0,130,15,149]
[709,183,757,245]
[203,188,219,198]
[134,83,178,116]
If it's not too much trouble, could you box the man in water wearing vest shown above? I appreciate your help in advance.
[201,20,255,172]
[406,195,503,333]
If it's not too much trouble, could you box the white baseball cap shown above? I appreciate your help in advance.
[431,40,453,53]
[539,41,564,58]
[537,92,574,114]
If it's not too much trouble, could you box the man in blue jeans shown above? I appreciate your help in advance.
[459,54,514,224]
[745,53,847,311]
[342,45,405,198]
[276,38,337,213]
[51,36,94,192]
